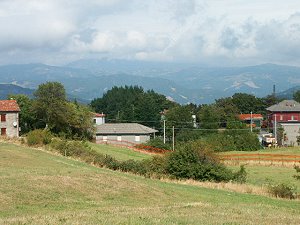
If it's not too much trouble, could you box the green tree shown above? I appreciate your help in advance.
[90,86,175,127]
[32,82,93,139]
[293,90,300,103]
[164,105,194,139]
[232,93,265,114]
[8,94,35,133]
[198,104,221,129]
[33,82,68,132]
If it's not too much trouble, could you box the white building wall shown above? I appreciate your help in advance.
[93,117,105,125]
[279,123,300,146]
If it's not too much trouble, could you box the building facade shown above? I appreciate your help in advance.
[0,100,20,138]
[95,123,157,146]
[267,100,300,146]
[92,113,105,125]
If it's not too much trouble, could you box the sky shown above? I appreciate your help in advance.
[1,0,300,66]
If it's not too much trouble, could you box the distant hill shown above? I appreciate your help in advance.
[0,84,34,99]
[277,86,300,99]
[1,62,300,104]
[0,83,89,104]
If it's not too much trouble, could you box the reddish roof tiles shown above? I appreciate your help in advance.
[93,113,105,117]
[239,114,263,120]
[0,100,20,112]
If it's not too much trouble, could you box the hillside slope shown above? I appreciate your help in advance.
[0,142,299,224]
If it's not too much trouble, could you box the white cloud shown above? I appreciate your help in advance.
[0,0,300,66]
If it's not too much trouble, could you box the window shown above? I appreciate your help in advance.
[1,128,6,136]
[103,136,107,141]
[1,114,6,122]
[117,136,122,141]
[291,115,295,121]
[280,115,283,121]
[135,135,140,142]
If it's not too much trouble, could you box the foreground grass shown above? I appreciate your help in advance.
[1,143,300,224]
[230,164,300,190]
[89,142,151,161]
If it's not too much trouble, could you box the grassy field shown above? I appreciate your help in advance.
[0,142,300,224]
[229,164,300,190]
[220,146,300,155]
[89,142,152,161]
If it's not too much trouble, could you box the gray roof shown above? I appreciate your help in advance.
[267,100,300,112]
[96,123,158,134]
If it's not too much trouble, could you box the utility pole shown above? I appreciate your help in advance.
[172,126,175,151]
[250,111,253,132]
[163,120,166,144]
[274,114,277,144]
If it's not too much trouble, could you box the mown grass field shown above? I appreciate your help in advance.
[89,142,152,161]
[1,142,300,224]
[230,164,300,189]
[220,146,300,155]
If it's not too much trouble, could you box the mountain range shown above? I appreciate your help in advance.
[0,60,300,104]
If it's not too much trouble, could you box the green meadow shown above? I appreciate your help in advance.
[0,142,300,224]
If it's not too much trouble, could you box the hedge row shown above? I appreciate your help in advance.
[26,130,246,183]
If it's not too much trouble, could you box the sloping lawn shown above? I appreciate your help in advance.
[89,142,152,161]
[0,142,300,224]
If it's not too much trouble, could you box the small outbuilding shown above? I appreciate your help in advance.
[0,100,20,138]
[95,123,157,145]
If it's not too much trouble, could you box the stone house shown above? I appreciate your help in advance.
[95,123,157,145]
[0,100,20,138]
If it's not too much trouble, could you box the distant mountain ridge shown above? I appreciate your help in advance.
[1,61,300,104]
[0,84,34,99]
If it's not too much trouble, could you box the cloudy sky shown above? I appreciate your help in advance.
[1,0,300,66]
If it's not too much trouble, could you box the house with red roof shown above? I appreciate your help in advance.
[0,100,20,138]
[92,112,105,125]
[267,100,300,146]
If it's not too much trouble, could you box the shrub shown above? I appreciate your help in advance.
[267,183,297,199]
[233,165,247,183]
[142,138,172,150]
[200,132,261,152]
[26,129,53,146]
[143,155,168,177]
[166,141,235,182]
[293,165,300,180]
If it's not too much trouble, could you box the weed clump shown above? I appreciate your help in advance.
[267,182,297,199]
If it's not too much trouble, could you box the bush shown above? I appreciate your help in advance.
[267,183,297,199]
[200,131,261,152]
[26,129,53,146]
[293,165,300,180]
[233,165,247,183]
[166,141,236,182]
[143,138,172,150]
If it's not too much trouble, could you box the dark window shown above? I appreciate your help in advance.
[1,114,6,122]
[1,128,6,136]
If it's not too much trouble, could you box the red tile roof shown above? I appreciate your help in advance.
[93,113,105,117]
[0,100,20,112]
[239,114,263,120]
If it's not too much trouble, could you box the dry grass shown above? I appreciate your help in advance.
[223,159,300,168]
[160,178,269,197]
